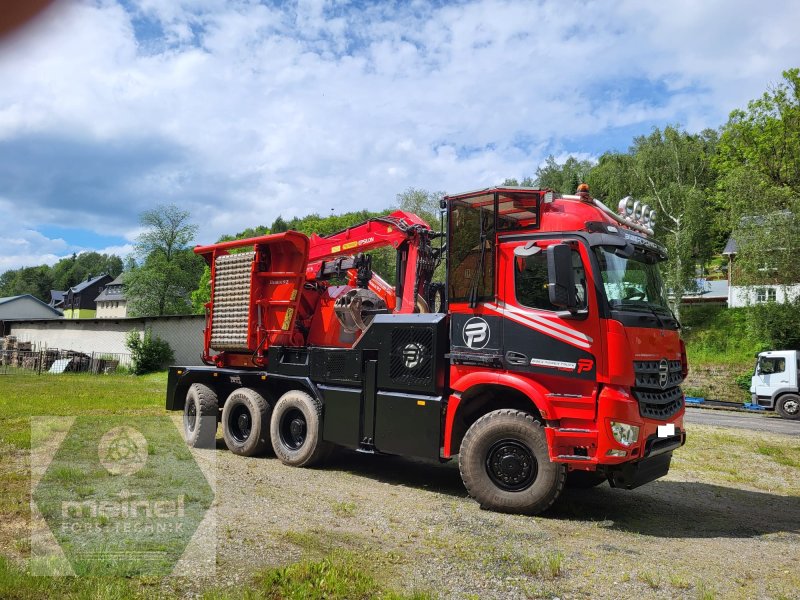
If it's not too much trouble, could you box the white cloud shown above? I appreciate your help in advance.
[0,0,798,270]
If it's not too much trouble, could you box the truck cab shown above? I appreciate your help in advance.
[750,350,800,419]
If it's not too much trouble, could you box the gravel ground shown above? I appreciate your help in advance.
[172,420,800,600]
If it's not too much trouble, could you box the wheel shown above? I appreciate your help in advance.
[459,409,566,515]
[221,388,272,456]
[776,394,800,420]
[566,470,607,488]
[183,384,218,449]
[270,389,332,467]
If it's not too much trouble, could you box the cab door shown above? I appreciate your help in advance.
[490,238,603,419]
[754,355,789,399]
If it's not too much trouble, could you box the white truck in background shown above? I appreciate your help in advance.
[750,350,800,420]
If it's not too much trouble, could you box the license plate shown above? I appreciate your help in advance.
[657,423,675,438]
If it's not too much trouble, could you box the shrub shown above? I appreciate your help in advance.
[125,329,174,375]
[747,298,800,351]
[735,371,753,392]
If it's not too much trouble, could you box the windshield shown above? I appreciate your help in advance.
[593,247,670,313]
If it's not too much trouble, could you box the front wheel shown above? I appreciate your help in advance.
[459,409,566,515]
[776,394,800,420]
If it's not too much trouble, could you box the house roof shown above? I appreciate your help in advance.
[0,294,64,316]
[68,274,111,295]
[49,290,65,303]
[722,237,737,255]
[683,279,728,299]
[724,211,793,256]
[95,274,126,303]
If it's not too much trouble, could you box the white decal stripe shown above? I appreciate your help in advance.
[484,302,593,348]
[486,305,591,350]
[496,301,593,343]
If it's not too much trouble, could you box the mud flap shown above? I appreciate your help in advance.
[606,451,672,490]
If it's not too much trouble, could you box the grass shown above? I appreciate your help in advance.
[331,501,357,518]
[756,442,800,468]
[681,305,755,368]
[637,571,659,589]
[670,425,800,495]
[2,371,800,598]
[520,551,564,579]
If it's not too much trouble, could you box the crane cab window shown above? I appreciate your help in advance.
[448,200,495,302]
[515,247,586,311]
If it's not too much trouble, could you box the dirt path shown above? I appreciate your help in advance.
[204,423,800,599]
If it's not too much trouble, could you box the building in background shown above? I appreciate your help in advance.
[0,295,63,321]
[723,231,800,308]
[95,275,127,318]
[62,274,113,319]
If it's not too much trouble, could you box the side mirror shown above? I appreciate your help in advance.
[547,244,578,311]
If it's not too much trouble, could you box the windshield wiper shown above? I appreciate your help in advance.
[611,301,678,329]
[468,213,490,308]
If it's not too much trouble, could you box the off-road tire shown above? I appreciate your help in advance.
[776,394,800,420]
[459,409,566,515]
[270,389,332,467]
[566,470,607,488]
[183,384,219,449]
[221,388,272,456]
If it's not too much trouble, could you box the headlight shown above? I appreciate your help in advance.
[610,421,640,446]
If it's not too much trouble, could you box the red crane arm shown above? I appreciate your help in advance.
[307,210,431,262]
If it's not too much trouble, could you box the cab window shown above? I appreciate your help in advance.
[759,357,785,375]
[515,247,586,311]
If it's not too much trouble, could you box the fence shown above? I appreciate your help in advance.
[0,335,133,376]
[0,348,132,375]
[4,315,205,367]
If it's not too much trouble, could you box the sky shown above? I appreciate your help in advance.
[0,0,798,272]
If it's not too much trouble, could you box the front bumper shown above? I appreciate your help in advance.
[545,384,686,470]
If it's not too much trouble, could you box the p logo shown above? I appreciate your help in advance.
[463,317,490,349]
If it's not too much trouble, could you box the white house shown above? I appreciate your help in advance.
[723,229,800,308]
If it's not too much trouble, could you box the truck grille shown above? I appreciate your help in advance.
[633,387,684,420]
[633,361,684,420]
[634,360,683,389]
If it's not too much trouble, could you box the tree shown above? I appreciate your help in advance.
[395,187,444,227]
[125,205,205,316]
[0,251,123,301]
[715,69,800,291]
[271,216,288,233]
[502,177,535,187]
[535,155,595,193]
[590,126,718,318]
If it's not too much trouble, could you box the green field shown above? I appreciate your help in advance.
[0,373,425,599]
[2,372,799,599]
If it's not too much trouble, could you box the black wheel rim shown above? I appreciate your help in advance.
[228,404,252,444]
[279,408,307,450]
[485,439,537,491]
[185,400,197,433]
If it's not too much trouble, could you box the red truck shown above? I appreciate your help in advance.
[166,185,686,514]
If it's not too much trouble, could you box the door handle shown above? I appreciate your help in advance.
[505,351,528,366]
